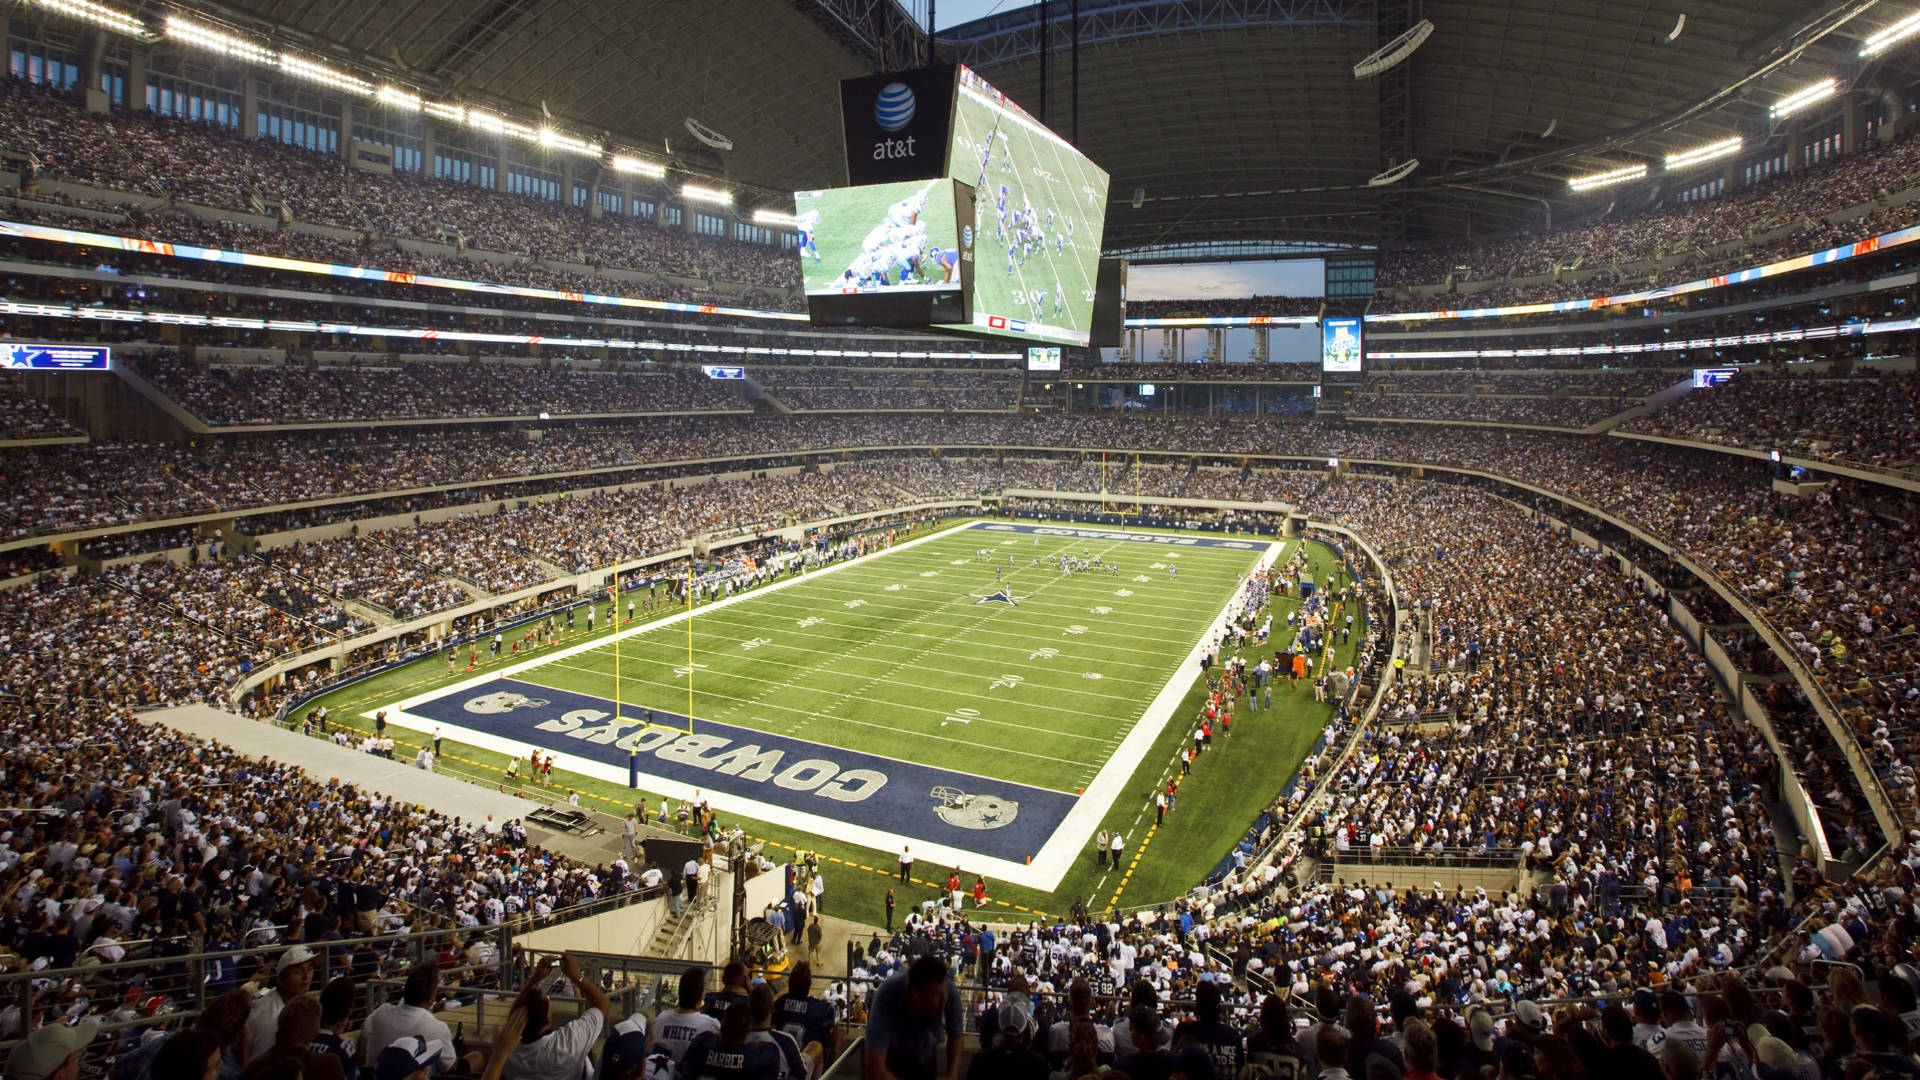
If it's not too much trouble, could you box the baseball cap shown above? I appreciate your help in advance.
[275,944,317,975]
[602,1016,651,1076]
[999,1000,1034,1036]
[7,1021,100,1080]
[1468,1009,1495,1052]
[1632,988,1659,1014]
[1514,999,1545,1029]
[375,1036,447,1080]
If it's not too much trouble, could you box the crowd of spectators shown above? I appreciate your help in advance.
[1626,367,1920,472]
[105,553,372,658]
[266,534,474,619]
[1348,393,1640,429]
[1281,479,1792,997]
[1122,296,1326,319]
[0,372,81,440]
[755,368,1023,411]
[0,78,800,290]
[1376,128,1920,290]
[131,351,750,425]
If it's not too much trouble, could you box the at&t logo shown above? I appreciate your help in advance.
[873,81,918,160]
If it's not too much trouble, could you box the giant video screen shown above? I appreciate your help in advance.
[798,178,973,328]
[937,65,1110,347]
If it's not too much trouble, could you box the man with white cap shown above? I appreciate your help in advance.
[6,1021,98,1080]
[246,944,317,1063]
[375,1036,450,1080]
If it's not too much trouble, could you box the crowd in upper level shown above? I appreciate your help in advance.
[0,71,1917,318]
[130,351,750,425]
[1624,367,1920,472]
[0,78,799,289]
[1377,129,1920,290]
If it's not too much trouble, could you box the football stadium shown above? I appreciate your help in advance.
[0,1,1916,1079]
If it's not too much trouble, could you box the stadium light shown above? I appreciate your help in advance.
[610,155,667,179]
[1353,18,1434,78]
[1770,77,1839,118]
[753,209,798,227]
[681,184,733,206]
[277,54,372,95]
[375,86,422,112]
[422,101,464,122]
[1664,135,1742,171]
[165,16,273,65]
[1862,10,1920,55]
[538,129,601,156]
[465,110,505,135]
[1567,163,1648,192]
[32,0,154,40]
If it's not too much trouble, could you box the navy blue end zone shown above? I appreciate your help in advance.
[404,679,1074,864]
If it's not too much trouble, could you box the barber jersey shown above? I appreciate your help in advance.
[651,1010,722,1067]
[679,1032,784,1080]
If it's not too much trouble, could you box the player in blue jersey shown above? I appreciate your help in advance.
[925,246,959,284]
[795,209,821,261]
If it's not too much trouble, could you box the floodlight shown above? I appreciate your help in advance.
[753,209,798,227]
[278,54,372,95]
[465,111,505,134]
[1567,163,1648,192]
[1770,77,1838,118]
[422,101,464,122]
[1367,159,1420,186]
[1353,18,1434,78]
[1664,136,1742,170]
[32,0,152,39]
[1862,11,1920,55]
[681,184,733,205]
[376,86,422,112]
[537,129,600,156]
[610,155,667,178]
[165,16,272,64]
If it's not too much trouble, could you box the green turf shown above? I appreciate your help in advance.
[519,528,1258,793]
[298,518,1362,924]
[797,180,960,293]
[943,75,1110,344]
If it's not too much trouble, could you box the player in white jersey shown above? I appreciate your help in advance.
[886,191,926,229]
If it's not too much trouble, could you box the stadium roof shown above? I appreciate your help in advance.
[199,0,1920,250]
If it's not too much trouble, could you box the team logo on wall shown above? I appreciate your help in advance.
[931,786,1019,830]
[875,82,916,132]
[463,691,551,715]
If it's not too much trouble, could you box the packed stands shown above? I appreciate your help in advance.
[1626,368,1920,472]
[0,79,800,290]
[129,351,751,425]
[1375,130,1920,291]
[754,367,1022,411]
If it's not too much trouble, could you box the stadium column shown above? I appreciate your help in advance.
[125,46,147,111]
[1843,94,1866,154]
[241,76,259,140]
[338,101,354,162]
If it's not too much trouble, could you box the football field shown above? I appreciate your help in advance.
[945,73,1110,344]
[381,521,1279,889]
[796,179,959,292]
